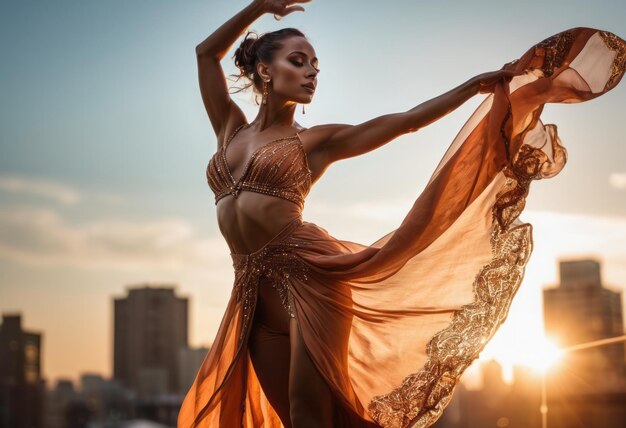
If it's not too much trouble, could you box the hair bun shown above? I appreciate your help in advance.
[234,31,259,76]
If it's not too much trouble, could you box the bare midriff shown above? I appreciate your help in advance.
[215,191,302,255]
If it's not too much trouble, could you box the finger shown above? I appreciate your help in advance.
[505,59,520,70]
[283,6,305,15]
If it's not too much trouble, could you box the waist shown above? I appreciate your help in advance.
[216,191,304,255]
[229,217,304,267]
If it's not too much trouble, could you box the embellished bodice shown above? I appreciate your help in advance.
[206,124,313,209]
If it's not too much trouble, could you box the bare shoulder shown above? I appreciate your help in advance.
[297,123,352,153]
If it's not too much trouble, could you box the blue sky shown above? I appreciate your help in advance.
[1,0,625,384]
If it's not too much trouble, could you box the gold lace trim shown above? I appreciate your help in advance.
[366,125,568,427]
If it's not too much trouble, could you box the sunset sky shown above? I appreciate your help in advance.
[1,0,625,388]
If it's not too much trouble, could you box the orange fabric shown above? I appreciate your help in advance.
[179,27,625,428]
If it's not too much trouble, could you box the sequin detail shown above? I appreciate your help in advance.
[533,29,574,77]
[365,115,568,428]
[599,30,626,91]
[206,124,313,209]
[230,221,312,341]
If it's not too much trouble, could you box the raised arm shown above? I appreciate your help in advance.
[305,66,518,166]
[195,1,264,141]
[195,0,308,141]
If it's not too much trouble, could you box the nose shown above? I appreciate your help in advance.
[305,65,318,78]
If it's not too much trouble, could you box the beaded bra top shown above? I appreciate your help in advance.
[206,124,313,209]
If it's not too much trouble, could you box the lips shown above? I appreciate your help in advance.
[302,83,316,92]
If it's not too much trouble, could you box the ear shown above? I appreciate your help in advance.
[257,62,271,82]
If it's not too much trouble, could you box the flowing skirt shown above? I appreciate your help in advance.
[178,27,625,428]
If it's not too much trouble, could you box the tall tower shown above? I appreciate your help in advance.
[113,285,188,397]
[543,259,625,392]
[0,313,44,428]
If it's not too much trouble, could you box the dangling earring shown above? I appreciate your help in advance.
[302,103,305,114]
[262,79,270,105]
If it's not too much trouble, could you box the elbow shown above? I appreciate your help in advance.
[196,40,224,60]
[196,44,216,59]
[195,44,207,58]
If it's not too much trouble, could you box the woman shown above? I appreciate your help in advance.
[179,1,625,427]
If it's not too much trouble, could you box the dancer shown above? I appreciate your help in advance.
[179,1,625,427]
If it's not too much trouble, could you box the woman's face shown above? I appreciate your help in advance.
[261,36,319,104]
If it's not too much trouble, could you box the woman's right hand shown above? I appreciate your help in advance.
[256,0,312,18]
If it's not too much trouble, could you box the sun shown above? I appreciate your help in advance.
[522,336,563,373]
[477,330,564,383]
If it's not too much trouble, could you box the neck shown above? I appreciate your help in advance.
[251,98,298,131]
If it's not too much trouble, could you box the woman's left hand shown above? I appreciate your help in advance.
[472,61,519,94]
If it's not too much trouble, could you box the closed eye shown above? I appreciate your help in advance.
[290,59,320,73]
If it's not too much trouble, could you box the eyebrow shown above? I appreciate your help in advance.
[289,51,318,63]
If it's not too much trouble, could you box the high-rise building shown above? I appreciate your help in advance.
[542,259,626,427]
[113,285,188,397]
[543,258,625,393]
[0,313,44,428]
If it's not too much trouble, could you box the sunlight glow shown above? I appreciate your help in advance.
[477,331,564,384]
[521,336,563,373]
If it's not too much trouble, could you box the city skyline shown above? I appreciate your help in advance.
[5,250,624,389]
[1,0,625,385]
[5,256,624,428]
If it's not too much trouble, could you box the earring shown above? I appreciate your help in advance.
[302,104,305,114]
[262,79,270,105]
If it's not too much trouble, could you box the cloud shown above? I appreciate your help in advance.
[2,192,625,289]
[0,175,125,205]
[609,172,626,190]
[0,206,230,271]
[0,175,80,204]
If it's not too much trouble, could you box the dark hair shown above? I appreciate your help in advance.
[230,28,307,105]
